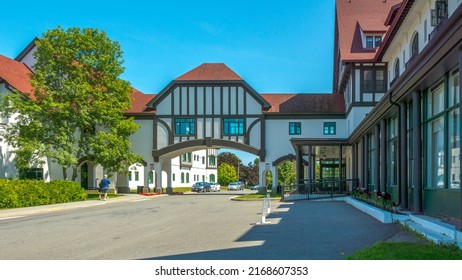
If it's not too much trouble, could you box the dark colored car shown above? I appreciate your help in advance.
[191,182,211,192]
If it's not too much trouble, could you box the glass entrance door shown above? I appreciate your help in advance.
[320,159,345,181]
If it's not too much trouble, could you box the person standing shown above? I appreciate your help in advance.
[99,175,111,201]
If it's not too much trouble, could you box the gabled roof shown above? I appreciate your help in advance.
[384,3,402,26]
[15,37,40,62]
[0,54,34,97]
[375,0,415,61]
[261,93,345,114]
[149,63,270,110]
[335,0,401,62]
[126,88,156,114]
[175,63,242,81]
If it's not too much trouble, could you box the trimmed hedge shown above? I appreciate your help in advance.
[0,179,87,209]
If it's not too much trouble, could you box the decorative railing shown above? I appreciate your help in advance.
[429,16,448,41]
[281,179,359,201]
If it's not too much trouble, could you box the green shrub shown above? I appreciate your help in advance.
[0,179,87,209]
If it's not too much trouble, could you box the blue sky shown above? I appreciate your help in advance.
[1,0,336,164]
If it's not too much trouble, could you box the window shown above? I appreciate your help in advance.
[388,118,398,186]
[186,173,189,183]
[175,118,195,135]
[323,122,336,135]
[289,122,301,135]
[428,84,445,118]
[181,172,185,183]
[223,118,244,135]
[411,33,419,58]
[173,174,176,181]
[449,72,459,107]
[134,171,139,181]
[424,72,460,189]
[374,36,382,48]
[19,168,44,180]
[148,172,153,184]
[363,70,373,92]
[376,70,385,91]
[394,58,400,80]
[428,117,445,188]
[431,0,448,26]
[366,36,373,48]
[368,133,375,190]
[365,36,382,48]
[209,155,216,166]
[448,107,459,189]
[210,174,216,183]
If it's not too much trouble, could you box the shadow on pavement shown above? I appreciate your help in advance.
[143,201,404,260]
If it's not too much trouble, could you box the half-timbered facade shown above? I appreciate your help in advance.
[1,0,462,229]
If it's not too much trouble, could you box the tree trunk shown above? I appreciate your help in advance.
[62,167,68,180]
[71,168,78,182]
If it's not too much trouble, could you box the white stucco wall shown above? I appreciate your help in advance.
[264,118,348,166]
[383,1,461,81]
[346,106,374,135]
[17,45,37,70]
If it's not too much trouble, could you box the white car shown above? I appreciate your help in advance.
[227,182,243,191]
[210,182,221,192]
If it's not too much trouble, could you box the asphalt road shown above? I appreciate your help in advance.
[0,191,408,260]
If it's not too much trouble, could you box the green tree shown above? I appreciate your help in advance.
[218,152,240,168]
[0,26,141,180]
[240,161,259,186]
[278,161,296,185]
[217,162,237,186]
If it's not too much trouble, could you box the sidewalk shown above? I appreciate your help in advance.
[0,194,167,220]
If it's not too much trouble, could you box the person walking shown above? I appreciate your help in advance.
[99,175,111,201]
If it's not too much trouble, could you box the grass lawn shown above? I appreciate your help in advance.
[347,242,462,260]
[86,193,122,200]
[232,193,282,201]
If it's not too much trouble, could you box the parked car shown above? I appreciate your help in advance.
[228,181,244,191]
[210,182,221,192]
[250,184,260,190]
[191,182,211,192]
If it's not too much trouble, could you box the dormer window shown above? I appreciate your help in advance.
[374,36,382,48]
[366,36,374,48]
[365,35,382,48]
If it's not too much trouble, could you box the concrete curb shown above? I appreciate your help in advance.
[0,194,167,220]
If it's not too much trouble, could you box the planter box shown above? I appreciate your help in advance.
[345,197,407,223]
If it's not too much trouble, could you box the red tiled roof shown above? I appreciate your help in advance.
[261,93,345,114]
[175,63,242,81]
[126,88,156,114]
[0,54,34,97]
[336,0,401,62]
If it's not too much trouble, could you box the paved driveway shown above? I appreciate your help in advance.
[150,197,409,260]
[0,192,414,260]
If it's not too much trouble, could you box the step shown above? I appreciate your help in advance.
[403,220,455,245]
[408,214,456,239]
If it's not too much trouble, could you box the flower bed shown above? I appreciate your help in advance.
[352,187,397,213]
